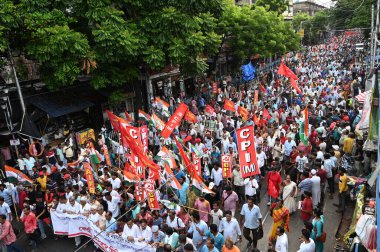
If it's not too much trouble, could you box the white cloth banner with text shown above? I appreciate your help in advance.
[51,211,155,252]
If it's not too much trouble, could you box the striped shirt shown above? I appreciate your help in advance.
[298,178,313,194]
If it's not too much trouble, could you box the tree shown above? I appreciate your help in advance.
[292,13,311,32]
[0,0,223,89]
[219,4,299,66]
[331,0,375,31]
[254,0,289,15]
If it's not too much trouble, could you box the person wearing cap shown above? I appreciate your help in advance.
[79,196,91,215]
[310,169,321,208]
[151,225,165,245]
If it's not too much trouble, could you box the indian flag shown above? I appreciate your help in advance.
[155,97,170,117]
[164,164,182,190]
[138,109,151,122]
[4,165,33,184]
[192,172,213,194]
[151,112,166,131]
[156,146,177,168]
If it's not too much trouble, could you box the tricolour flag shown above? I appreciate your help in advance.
[156,146,177,168]
[155,97,170,117]
[4,165,33,184]
[164,164,182,190]
[151,112,166,131]
[224,100,236,112]
[191,172,214,194]
[138,109,151,122]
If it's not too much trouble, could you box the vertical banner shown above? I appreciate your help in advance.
[144,179,160,210]
[102,144,111,167]
[254,90,259,106]
[140,126,149,153]
[221,155,232,178]
[161,102,188,138]
[236,125,260,178]
[192,153,202,177]
[124,126,145,179]
[83,162,95,194]
[212,82,218,94]
[134,183,144,201]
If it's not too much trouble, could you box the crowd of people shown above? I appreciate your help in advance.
[0,32,370,252]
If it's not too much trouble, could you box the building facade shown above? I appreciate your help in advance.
[293,0,326,16]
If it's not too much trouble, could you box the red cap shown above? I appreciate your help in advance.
[63,174,70,179]
[38,171,44,176]
[51,166,57,172]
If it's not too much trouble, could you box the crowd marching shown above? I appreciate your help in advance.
[0,32,369,252]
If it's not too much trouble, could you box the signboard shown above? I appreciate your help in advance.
[221,155,232,178]
[76,128,95,145]
[9,139,20,146]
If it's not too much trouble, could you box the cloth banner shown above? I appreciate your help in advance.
[205,105,215,115]
[254,90,259,106]
[241,62,256,81]
[212,82,218,94]
[221,155,232,178]
[83,162,95,194]
[184,110,198,124]
[238,106,249,121]
[51,212,155,252]
[236,125,260,178]
[161,102,188,138]
[103,144,112,167]
[224,100,236,112]
[124,125,145,179]
[192,152,202,177]
[144,179,160,210]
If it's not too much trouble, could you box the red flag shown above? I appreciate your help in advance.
[277,62,298,80]
[263,108,271,120]
[221,155,232,178]
[224,100,236,112]
[253,114,260,125]
[268,180,279,198]
[205,105,215,115]
[161,102,188,138]
[124,111,133,122]
[144,180,160,210]
[134,183,144,201]
[238,106,249,121]
[290,78,302,95]
[236,125,260,178]
[259,84,267,93]
[102,144,111,167]
[191,153,202,177]
[106,110,121,132]
[184,110,198,124]
[174,136,195,176]
[183,135,192,144]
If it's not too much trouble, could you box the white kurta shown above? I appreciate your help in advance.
[310,176,321,208]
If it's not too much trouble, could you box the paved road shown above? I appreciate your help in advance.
[12,182,344,252]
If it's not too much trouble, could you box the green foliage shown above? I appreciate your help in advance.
[255,0,289,15]
[219,4,299,65]
[301,10,329,45]
[292,13,311,32]
[331,0,376,30]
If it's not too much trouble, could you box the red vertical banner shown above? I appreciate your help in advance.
[212,82,218,94]
[102,144,111,167]
[124,126,145,179]
[221,155,232,178]
[236,125,260,178]
[161,102,188,138]
[254,90,259,106]
[134,183,144,202]
[140,126,149,153]
[83,162,95,194]
[192,153,202,177]
[144,179,159,210]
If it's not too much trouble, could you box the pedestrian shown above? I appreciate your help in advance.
[274,226,288,252]
[20,206,39,251]
[239,197,262,249]
[311,209,325,252]
[334,167,348,213]
[221,186,238,216]
[300,191,313,221]
[0,214,24,252]
[221,237,240,252]
[200,238,219,252]
[297,229,315,252]
[310,169,321,208]
[218,210,241,244]
[188,212,208,251]
[282,175,297,214]
[268,199,289,243]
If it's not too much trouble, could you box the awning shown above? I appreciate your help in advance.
[28,95,94,117]
[12,113,42,139]
[355,90,372,103]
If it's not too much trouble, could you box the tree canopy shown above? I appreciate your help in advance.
[254,0,289,15]
[219,4,299,65]
[1,0,300,89]
[331,0,375,30]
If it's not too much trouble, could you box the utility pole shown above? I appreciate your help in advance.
[376,0,380,67]
[371,4,375,69]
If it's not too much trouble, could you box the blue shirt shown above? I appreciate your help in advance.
[105,217,117,233]
[188,220,208,246]
[174,170,185,181]
[200,245,219,252]
[177,182,189,205]
[298,178,313,194]
[205,232,224,251]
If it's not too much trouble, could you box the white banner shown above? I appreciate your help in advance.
[51,211,155,252]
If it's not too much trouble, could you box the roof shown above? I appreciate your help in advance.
[28,94,94,118]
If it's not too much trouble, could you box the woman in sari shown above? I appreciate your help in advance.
[282,175,297,214]
[269,199,290,243]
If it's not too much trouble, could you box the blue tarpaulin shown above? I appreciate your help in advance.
[28,95,94,118]
[241,62,256,81]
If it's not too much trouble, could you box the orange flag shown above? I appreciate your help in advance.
[224,100,236,112]
[290,78,303,95]
[124,111,133,122]
[238,106,249,121]
[184,110,198,124]
[205,105,215,115]
[263,108,271,120]
[259,84,267,93]
[106,110,121,132]
[304,107,309,136]
[278,62,298,80]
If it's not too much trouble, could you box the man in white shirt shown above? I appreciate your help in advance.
[275,226,288,252]
[244,176,259,200]
[211,165,223,188]
[240,197,262,249]
[166,210,185,231]
[56,197,68,214]
[297,229,315,252]
[138,219,152,242]
[0,197,11,221]
[65,197,81,248]
[218,210,241,243]
[104,192,120,218]
[108,173,122,190]
[284,136,296,160]
[121,219,140,242]
[79,197,91,214]
[256,147,267,176]
[23,154,36,177]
